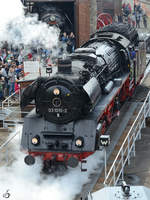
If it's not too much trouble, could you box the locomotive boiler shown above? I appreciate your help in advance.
[20,23,146,173]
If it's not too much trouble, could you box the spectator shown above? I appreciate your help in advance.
[0,53,4,63]
[43,48,51,58]
[2,48,7,63]
[0,62,2,68]
[14,57,19,66]
[118,14,123,23]
[0,67,5,101]
[122,3,126,10]
[67,32,76,53]
[128,14,132,25]
[15,65,23,79]
[113,14,118,23]
[18,52,23,64]
[134,4,137,12]
[136,12,141,28]
[46,56,53,66]
[1,64,9,98]
[130,48,136,60]
[123,3,131,17]
[0,76,4,102]
[60,32,68,54]
[27,53,33,60]
[5,51,12,63]
[136,3,142,13]
[131,13,136,27]
[8,66,16,96]
[61,32,68,43]
[143,13,148,29]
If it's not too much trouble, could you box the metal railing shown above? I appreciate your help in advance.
[2,89,20,110]
[0,127,21,165]
[1,108,29,129]
[0,132,19,151]
[104,91,150,186]
[0,89,29,129]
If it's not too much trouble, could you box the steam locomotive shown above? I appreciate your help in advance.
[20,23,146,173]
[23,1,74,34]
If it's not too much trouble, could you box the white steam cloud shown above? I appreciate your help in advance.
[0,125,104,200]
[0,0,59,48]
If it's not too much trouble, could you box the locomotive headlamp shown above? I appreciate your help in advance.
[31,135,40,145]
[50,15,56,22]
[75,137,84,147]
[53,88,60,96]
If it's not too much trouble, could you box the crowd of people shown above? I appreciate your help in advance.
[0,31,76,103]
[60,31,76,54]
[0,47,24,103]
[114,3,148,29]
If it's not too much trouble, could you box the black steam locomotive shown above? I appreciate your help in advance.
[20,24,146,173]
[23,1,74,34]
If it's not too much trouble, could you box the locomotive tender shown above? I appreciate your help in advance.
[21,24,146,173]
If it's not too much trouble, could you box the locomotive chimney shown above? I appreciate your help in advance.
[58,57,72,74]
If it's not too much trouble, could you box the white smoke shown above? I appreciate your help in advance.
[0,125,104,200]
[0,0,59,48]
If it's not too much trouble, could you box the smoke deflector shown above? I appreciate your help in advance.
[83,77,101,106]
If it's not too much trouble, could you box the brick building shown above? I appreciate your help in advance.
[79,0,123,46]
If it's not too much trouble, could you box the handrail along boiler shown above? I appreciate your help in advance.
[20,24,146,173]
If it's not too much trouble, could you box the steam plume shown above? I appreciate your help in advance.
[0,0,59,48]
[0,125,104,200]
